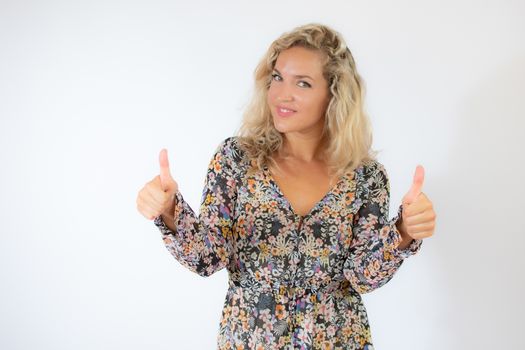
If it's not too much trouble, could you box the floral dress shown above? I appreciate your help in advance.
[154,136,423,350]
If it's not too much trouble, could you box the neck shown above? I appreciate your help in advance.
[280,132,326,163]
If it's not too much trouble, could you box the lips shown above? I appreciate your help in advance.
[276,105,297,117]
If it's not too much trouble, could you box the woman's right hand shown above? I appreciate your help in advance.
[136,148,179,220]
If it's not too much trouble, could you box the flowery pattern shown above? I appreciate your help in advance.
[154,136,423,349]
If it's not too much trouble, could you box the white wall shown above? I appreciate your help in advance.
[1,0,523,349]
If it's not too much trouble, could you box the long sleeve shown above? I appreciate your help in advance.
[153,137,239,277]
[343,160,423,294]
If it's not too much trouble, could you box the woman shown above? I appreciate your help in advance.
[137,23,436,350]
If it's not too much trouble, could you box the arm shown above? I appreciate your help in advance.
[153,137,239,277]
[343,161,423,294]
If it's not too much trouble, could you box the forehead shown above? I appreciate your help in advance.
[274,46,325,76]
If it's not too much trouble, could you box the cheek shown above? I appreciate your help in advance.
[267,86,276,103]
[305,96,326,114]
[314,95,330,114]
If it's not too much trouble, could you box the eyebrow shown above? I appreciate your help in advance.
[273,68,314,81]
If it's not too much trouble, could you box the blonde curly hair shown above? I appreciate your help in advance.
[235,23,378,180]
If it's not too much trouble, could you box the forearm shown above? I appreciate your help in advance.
[154,191,231,277]
[345,221,408,294]
[343,235,405,294]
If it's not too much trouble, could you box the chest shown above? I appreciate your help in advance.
[232,159,358,281]
[267,160,338,217]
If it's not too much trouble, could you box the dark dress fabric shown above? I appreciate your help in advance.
[154,136,422,349]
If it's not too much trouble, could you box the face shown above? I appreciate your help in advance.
[267,46,331,137]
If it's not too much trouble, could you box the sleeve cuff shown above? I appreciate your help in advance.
[388,204,423,259]
[153,191,185,236]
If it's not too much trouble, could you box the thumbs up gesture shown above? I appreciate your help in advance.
[396,165,436,245]
[136,149,179,220]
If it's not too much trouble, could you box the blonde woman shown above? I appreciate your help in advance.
[137,23,436,350]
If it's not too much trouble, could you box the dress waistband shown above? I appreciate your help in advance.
[227,276,351,297]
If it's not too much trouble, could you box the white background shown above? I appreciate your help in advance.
[1,0,524,349]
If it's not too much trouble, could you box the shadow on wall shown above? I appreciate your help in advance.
[434,55,525,348]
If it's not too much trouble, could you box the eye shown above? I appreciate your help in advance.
[298,81,311,88]
[271,73,282,81]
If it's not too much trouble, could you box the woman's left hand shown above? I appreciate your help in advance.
[396,165,436,243]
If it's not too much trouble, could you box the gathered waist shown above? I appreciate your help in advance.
[227,274,353,298]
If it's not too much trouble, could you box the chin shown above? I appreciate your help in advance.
[272,116,294,134]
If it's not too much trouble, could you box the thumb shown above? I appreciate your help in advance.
[402,165,425,205]
[159,148,175,192]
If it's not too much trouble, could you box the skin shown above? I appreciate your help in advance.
[266,46,340,217]
[136,148,179,232]
[266,46,436,249]
[267,46,331,162]
[396,165,436,249]
[137,46,436,248]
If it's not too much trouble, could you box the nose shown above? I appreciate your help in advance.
[276,86,294,102]
[277,95,293,102]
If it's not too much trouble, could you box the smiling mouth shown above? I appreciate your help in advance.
[276,106,297,117]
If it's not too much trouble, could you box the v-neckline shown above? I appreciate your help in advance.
[263,164,349,218]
